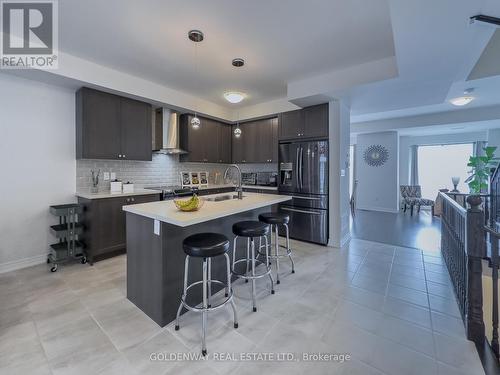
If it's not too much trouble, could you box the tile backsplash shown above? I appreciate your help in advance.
[76,154,277,192]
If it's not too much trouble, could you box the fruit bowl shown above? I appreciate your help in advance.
[173,194,204,212]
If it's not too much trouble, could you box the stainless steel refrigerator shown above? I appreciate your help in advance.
[278,140,329,245]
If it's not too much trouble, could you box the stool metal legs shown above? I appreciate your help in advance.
[264,223,295,285]
[175,253,238,356]
[232,235,274,312]
[202,258,208,355]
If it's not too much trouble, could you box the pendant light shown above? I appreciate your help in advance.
[188,30,204,129]
[230,58,245,138]
[234,109,242,138]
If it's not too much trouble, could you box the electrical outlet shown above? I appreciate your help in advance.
[103,172,110,181]
[110,172,116,180]
[340,169,346,177]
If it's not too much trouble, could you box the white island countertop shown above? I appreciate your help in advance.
[122,192,291,227]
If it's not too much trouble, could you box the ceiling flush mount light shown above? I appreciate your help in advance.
[232,58,245,67]
[450,96,474,106]
[224,92,245,104]
[450,88,475,106]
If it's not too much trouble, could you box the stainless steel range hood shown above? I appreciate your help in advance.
[153,108,188,155]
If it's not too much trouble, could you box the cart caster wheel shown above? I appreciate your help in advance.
[292,270,295,274]
[46,258,50,264]
[234,323,238,329]
[81,257,87,264]
[202,349,207,356]
[253,307,257,312]
[50,265,58,272]
[175,325,179,331]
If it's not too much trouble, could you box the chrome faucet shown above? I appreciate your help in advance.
[224,164,243,199]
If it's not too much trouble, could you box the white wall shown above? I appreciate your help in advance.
[329,100,351,248]
[356,131,399,213]
[0,74,76,272]
[487,129,500,150]
[399,131,487,185]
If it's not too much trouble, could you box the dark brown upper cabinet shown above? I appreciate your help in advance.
[179,114,232,163]
[76,87,152,161]
[279,109,303,140]
[217,123,232,164]
[231,117,278,164]
[279,103,328,141]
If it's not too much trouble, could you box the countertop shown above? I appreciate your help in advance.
[76,184,278,199]
[122,192,291,227]
[76,188,161,200]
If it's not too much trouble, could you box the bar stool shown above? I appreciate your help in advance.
[174,232,238,356]
[258,212,295,284]
[231,221,274,312]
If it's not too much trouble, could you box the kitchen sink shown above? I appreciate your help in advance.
[203,194,244,202]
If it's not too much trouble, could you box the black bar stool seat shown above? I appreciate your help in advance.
[232,221,269,237]
[183,233,229,258]
[258,212,290,225]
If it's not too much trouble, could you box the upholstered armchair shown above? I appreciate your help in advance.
[400,185,435,216]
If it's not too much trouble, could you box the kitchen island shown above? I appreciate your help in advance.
[123,192,291,327]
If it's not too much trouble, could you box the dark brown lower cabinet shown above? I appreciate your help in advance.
[78,193,160,264]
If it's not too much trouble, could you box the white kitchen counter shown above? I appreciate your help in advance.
[122,192,291,227]
[76,188,161,200]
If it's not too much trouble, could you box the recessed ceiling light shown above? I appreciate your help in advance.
[188,30,204,42]
[232,58,245,67]
[450,96,475,106]
[224,92,245,104]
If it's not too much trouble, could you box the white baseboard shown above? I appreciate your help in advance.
[0,254,46,274]
[357,205,399,214]
[328,233,351,248]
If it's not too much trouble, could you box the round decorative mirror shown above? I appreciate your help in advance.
[363,145,389,167]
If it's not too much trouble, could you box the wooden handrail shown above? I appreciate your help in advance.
[440,191,467,216]
[484,225,500,238]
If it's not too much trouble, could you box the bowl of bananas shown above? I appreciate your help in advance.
[173,194,204,212]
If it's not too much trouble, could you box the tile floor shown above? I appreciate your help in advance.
[0,238,485,375]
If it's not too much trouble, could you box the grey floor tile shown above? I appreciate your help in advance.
[431,311,466,339]
[91,298,162,351]
[428,294,461,318]
[427,280,455,299]
[433,333,484,374]
[0,238,486,375]
[375,314,435,357]
[389,272,427,292]
[369,334,438,375]
[383,297,432,329]
[387,284,429,308]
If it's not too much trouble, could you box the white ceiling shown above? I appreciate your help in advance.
[58,0,395,108]
[347,0,500,124]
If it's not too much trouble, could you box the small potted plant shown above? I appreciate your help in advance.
[465,146,499,206]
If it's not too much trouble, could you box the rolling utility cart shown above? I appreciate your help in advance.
[48,204,87,272]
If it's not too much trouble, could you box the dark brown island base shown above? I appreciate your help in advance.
[123,192,292,327]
